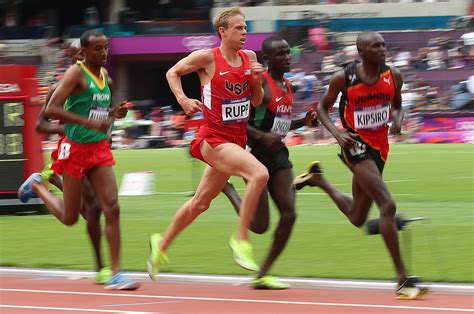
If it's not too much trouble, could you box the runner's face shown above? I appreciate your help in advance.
[268,40,291,73]
[221,14,247,49]
[361,34,386,65]
[84,35,109,66]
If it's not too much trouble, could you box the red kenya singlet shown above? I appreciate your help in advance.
[201,47,253,137]
[340,62,395,160]
[249,71,293,137]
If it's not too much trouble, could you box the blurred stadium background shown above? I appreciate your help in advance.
[0,0,472,282]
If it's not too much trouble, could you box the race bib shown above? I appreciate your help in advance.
[88,105,109,121]
[222,96,250,124]
[271,115,291,137]
[354,103,390,130]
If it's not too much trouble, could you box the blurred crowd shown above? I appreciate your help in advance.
[216,0,451,6]
[2,0,473,148]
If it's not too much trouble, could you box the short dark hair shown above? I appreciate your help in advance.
[80,29,105,48]
[262,35,286,55]
[356,31,380,51]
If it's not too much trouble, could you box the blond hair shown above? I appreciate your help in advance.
[213,7,245,39]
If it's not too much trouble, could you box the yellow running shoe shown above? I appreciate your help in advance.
[252,276,290,290]
[147,233,169,281]
[396,277,430,300]
[229,235,260,272]
[292,161,322,191]
[40,163,55,182]
[95,267,112,285]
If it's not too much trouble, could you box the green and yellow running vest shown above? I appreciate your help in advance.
[64,62,111,144]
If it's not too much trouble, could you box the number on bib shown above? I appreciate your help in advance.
[58,143,72,160]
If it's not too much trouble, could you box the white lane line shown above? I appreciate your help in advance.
[1,268,472,293]
[103,301,180,307]
[296,192,418,196]
[0,304,154,313]
[1,289,472,312]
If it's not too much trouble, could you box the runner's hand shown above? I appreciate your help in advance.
[336,131,358,151]
[250,61,264,81]
[261,132,284,152]
[305,108,318,127]
[113,100,132,119]
[390,121,402,135]
[179,97,202,116]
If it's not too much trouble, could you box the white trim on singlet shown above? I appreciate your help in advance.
[202,82,211,109]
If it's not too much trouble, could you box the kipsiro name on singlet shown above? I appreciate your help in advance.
[355,92,391,105]
[354,104,390,129]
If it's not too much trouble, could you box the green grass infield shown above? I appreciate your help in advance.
[1,143,472,282]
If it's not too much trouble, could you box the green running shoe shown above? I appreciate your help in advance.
[95,267,112,285]
[252,276,290,290]
[147,233,169,281]
[40,163,55,182]
[229,235,259,272]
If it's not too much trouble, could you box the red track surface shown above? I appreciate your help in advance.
[0,276,473,313]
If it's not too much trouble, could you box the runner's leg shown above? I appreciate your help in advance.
[32,173,83,225]
[80,178,103,271]
[160,164,230,251]
[202,141,269,242]
[352,160,406,284]
[222,182,270,234]
[87,166,120,274]
[258,168,296,277]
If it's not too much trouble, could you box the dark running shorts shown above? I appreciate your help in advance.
[249,145,292,175]
[339,136,385,173]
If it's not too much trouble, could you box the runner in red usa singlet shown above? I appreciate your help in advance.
[191,47,253,160]
[149,7,268,281]
[221,35,319,290]
[202,47,252,133]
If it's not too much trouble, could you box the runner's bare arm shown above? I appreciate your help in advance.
[390,67,404,135]
[244,50,264,107]
[36,83,64,135]
[166,49,213,115]
[290,107,318,130]
[317,70,356,149]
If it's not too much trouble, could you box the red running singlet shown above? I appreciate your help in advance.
[190,48,253,162]
[340,62,395,160]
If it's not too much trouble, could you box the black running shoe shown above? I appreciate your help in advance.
[396,276,430,300]
[292,161,322,191]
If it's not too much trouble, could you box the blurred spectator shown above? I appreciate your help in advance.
[171,111,186,140]
[84,7,100,26]
[393,47,412,70]
[426,46,445,70]
[449,75,474,110]
[343,44,358,61]
[290,45,302,64]
[321,55,339,73]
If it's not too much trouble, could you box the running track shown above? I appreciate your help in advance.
[1,273,473,313]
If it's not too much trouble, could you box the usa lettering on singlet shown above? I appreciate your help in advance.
[201,48,252,133]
